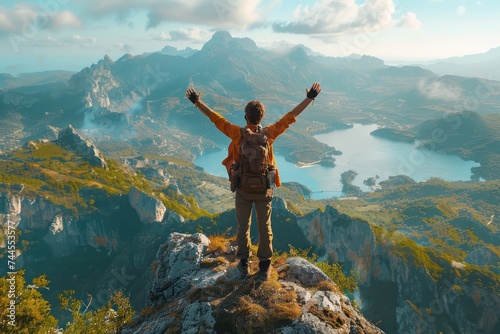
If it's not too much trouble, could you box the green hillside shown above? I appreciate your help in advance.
[0,142,150,213]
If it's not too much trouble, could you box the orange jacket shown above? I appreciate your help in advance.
[207,110,297,186]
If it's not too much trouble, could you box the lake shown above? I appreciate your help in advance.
[195,124,480,199]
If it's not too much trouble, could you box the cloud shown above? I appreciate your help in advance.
[398,12,421,30]
[456,5,466,16]
[83,0,263,29]
[114,43,134,53]
[0,4,82,35]
[67,34,96,43]
[30,34,96,47]
[49,10,82,30]
[153,27,211,42]
[272,0,396,35]
[153,32,171,41]
[169,27,211,41]
[418,79,463,102]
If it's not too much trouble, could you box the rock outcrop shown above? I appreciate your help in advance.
[122,232,384,334]
[55,125,108,169]
[127,187,167,224]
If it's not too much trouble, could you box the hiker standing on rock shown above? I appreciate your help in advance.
[186,83,321,281]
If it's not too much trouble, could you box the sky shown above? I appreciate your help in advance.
[1,0,500,74]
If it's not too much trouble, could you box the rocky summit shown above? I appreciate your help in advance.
[122,232,384,334]
[55,124,108,169]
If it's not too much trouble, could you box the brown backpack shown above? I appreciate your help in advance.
[230,126,274,192]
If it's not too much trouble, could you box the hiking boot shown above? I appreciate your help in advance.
[257,260,271,282]
[237,259,249,279]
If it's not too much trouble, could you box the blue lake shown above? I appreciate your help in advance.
[195,124,480,199]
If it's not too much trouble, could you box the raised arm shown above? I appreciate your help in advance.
[289,82,322,117]
[186,87,214,118]
[185,87,240,139]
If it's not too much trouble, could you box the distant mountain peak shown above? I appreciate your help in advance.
[116,53,134,63]
[287,46,310,62]
[159,45,198,57]
[102,54,114,65]
[88,54,115,72]
[0,73,15,79]
[211,30,233,42]
[202,30,257,52]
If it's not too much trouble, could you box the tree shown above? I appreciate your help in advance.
[60,290,135,334]
[0,271,58,333]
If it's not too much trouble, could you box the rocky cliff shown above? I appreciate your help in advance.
[122,232,384,334]
[0,184,182,259]
[297,205,500,334]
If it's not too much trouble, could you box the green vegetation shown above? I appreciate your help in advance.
[59,290,134,334]
[0,271,58,333]
[157,190,213,220]
[390,236,445,281]
[280,245,359,294]
[0,143,151,213]
[0,270,135,333]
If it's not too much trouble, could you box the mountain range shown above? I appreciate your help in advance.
[2,31,500,178]
[422,46,500,79]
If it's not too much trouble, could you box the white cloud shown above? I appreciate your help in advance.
[49,10,82,30]
[272,0,396,35]
[456,5,466,16]
[153,32,171,41]
[0,9,16,31]
[0,4,82,35]
[154,27,211,42]
[170,27,211,41]
[67,34,96,44]
[398,12,421,30]
[83,0,263,29]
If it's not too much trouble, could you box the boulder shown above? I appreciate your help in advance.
[128,187,166,224]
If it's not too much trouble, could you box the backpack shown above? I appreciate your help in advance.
[230,126,275,192]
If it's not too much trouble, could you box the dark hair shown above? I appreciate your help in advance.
[244,100,265,125]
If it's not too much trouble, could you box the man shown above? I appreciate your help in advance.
[186,83,321,280]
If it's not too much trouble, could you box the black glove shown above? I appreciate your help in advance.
[188,91,200,104]
[307,86,319,100]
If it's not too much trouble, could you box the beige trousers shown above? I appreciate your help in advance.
[235,188,274,261]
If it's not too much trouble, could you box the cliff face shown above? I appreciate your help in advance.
[0,185,182,259]
[122,232,384,334]
[296,205,500,334]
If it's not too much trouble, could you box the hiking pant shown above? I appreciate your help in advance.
[235,188,274,261]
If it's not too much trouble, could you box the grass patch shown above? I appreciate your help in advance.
[207,234,235,255]
[277,245,359,294]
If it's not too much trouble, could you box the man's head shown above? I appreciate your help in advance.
[244,100,265,125]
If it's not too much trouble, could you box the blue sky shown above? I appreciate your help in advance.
[1,0,499,74]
